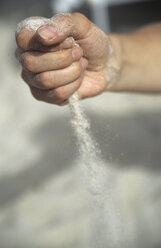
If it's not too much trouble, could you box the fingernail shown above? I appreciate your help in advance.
[72,47,82,61]
[38,25,56,40]
[80,58,88,70]
[60,37,74,49]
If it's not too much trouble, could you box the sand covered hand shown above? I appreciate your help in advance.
[15,13,119,105]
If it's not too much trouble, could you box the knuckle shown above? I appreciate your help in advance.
[30,88,42,101]
[16,29,29,51]
[37,72,52,89]
[21,70,30,84]
[73,12,85,19]
[60,37,74,49]
[21,53,35,73]
[16,32,24,50]
[73,12,88,23]
[52,13,72,26]
[53,87,67,100]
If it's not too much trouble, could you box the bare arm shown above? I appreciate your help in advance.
[109,23,161,93]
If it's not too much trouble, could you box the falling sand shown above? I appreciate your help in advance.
[69,93,126,248]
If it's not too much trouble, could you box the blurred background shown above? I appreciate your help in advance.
[0,0,161,247]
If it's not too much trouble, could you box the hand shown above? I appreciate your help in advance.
[16,13,111,105]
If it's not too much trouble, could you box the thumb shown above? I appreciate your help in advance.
[37,13,91,46]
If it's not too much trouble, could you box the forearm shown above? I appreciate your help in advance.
[108,23,161,93]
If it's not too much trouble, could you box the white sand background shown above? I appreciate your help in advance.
[0,19,161,248]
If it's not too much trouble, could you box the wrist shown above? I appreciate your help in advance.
[105,33,124,90]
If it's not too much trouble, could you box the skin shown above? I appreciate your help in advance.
[16,13,161,106]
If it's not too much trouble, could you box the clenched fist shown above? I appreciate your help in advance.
[16,13,121,105]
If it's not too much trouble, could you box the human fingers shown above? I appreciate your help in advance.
[20,46,83,74]
[16,16,77,51]
[21,58,88,89]
[29,75,84,105]
[36,13,91,46]
[16,17,48,51]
